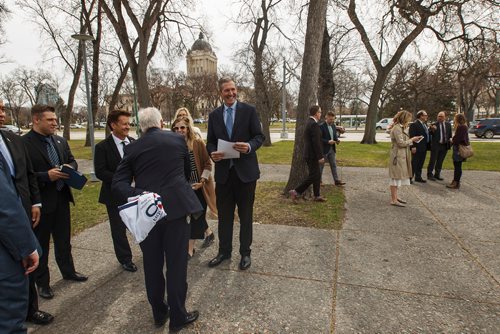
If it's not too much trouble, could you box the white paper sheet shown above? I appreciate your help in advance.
[217,139,240,159]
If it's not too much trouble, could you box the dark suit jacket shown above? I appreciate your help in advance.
[429,121,452,149]
[22,130,78,213]
[409,120,430,152]
[0,130,41,216]
[95,134,135,206]
[0,163,39,280]
[206,101,265,184]
[303,117,323,161]
[111,128,202,221]
[319,121,339,155]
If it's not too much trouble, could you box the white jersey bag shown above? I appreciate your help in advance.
[118,192,167,243]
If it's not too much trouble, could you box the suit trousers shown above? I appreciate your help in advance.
[27,274,38,318]
[320,149,339,182]
[106,204,133,265]
[0,269,29,334]
[139,217,190,326]
[427,144,448,177]
[296,159,321,197]
[411,150,427,179]
[215,168,256,257]
[34,191,75,288]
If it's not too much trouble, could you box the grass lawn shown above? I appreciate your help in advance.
[70,177,108,235]
[258,141,500,172]
[69,140,101,160]
[254,182,345,230]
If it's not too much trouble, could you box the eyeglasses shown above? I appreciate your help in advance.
[173,126,186,131]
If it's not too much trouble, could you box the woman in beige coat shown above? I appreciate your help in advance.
[172,116,217,257]
[389,111,423,207]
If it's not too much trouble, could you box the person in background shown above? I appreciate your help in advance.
[0,100,53,325]
[172,116,217,258]
[409,110,430,183]
[319,111,345,186]
[427,111,452,181]
[94,110,137,272]
[22,105,87,300]
[289,105,326,203]
[174,107,203,139]
[447,113,469,190]
[389,110,422,207]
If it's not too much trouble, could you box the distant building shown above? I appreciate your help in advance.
[36,83,60,105]
[186,32,217,77]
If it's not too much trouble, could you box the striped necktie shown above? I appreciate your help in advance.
[226,107,233,138]
[45,137,64,190]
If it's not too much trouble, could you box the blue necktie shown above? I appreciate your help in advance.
[0,136,15,177]
[0,149,14,187]
[45,137,64,190]
[226,107,233,138]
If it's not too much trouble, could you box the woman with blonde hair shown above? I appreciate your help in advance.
[174,107,203,139]
[447,113,469,189]
[172,116,216,257]
[388,110,423,206]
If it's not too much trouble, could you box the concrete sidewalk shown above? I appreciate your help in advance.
[30,165,499,333]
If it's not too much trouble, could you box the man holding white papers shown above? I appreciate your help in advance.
[206,77,265,271]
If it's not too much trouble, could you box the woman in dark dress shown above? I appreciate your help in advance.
[172,117,217,257]
[447,113,469,189]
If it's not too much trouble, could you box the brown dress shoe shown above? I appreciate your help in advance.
[313,196,327,202]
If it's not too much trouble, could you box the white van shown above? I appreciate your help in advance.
[375,118,391,130]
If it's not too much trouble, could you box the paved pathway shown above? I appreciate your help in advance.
[29,165,499,333]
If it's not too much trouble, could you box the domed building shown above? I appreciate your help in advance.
[186,32,217,77]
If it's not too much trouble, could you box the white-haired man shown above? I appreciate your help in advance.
[112,107,202,331]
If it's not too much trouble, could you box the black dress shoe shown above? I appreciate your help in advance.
[239,255,251,270]
[169,310,199,332]
[122,262,138,272]
[335,180,346,186]
[208,253,231,267]
[63,272,88,282]
[154,313,169,328]
[427,175,436,181]
[415,178,427,183]
[27,310,54,325]
[201,232,215,248]
[435,175,444,180]
[38,286,54,299]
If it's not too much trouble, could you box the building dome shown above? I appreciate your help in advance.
[190,32,212,52]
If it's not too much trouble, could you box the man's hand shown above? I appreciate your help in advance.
[211,151,225,162]
[191,182,203,191]
[233,142,250,153]
[47,168,69,181]
[328,139,335,145]
[319,158,325,164]
[411,147,417,154]
[31,206,41,228]
[22,250,39,275]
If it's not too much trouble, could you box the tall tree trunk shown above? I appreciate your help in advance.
[254,54,272,146]
[285,0,328,193]
[318,25,334,117]
[63,45,84,140]
[361,70,388,143]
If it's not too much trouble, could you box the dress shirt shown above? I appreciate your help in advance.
[112,133,130,158]
[0,134,15,176]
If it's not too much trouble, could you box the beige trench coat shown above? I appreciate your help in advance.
[389,123,413,180]
[192,139,218,217]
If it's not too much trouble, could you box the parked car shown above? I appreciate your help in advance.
[376,118,391,130]
[70,123,84,129]
[1,124,23,135]
[468,118,500,139]
[193,118,205,124]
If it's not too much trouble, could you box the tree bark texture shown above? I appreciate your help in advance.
[318,25,334,117]
[285,0,328,193]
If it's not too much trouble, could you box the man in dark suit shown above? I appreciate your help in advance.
[206,77,265,271]
[427,111,452,181]
[319,111,345,186]
[409,110,430,183]
[94,110,137,272]
[0,102,53,325]
[289,105,326,202]
[112,107,202,331]
[22,105,87,300]
[0,150,40,334]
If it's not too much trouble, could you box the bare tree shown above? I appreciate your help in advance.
[13,68,56,106]
[285,0,328,192]
[345,0,498,144]
[318,25,334,117]
[0,74,29,127]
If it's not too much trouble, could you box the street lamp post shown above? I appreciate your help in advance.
[71,33,97,181]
